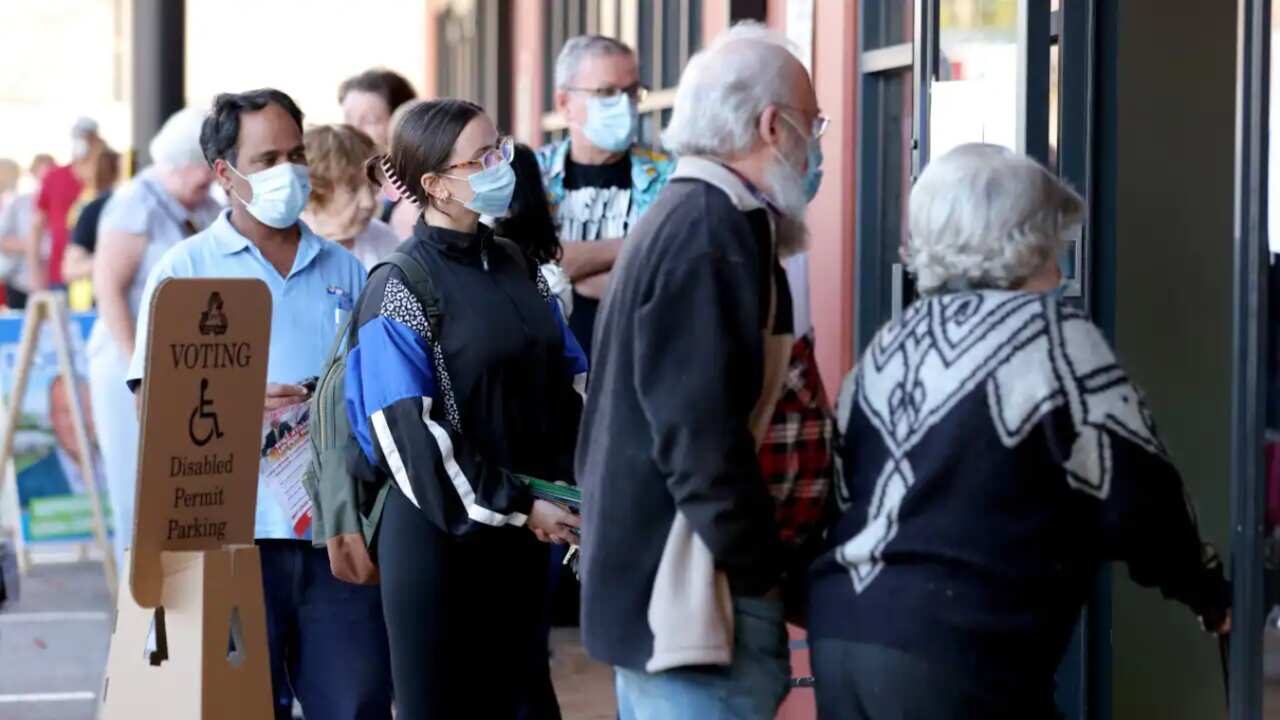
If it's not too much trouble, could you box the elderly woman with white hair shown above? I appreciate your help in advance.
[805,144,1230,719]
[87,107,220,569]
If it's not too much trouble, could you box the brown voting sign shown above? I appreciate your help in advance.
[130,280,270,605]
[102,278,273,719]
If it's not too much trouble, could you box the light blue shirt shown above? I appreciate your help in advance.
[127,209,366,540]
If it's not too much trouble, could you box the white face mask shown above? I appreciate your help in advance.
[227,162,312,229]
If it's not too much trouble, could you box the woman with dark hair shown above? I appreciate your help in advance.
[339,68,419,238]
[346,99,586,718]
[497,143,572,318]
[338,68,416,153]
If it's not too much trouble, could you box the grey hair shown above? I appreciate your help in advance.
[554,35,635,89]
[662,22,799,158]
[150,107,209,170]
[906,143,1084,294]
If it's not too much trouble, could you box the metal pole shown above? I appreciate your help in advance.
[1230,0,1271,715]
[131,0,185,169]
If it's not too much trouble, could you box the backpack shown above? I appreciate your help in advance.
[304,238,547,585]
[758,332,835,552]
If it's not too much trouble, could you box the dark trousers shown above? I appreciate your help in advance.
[811,639,1063,720]
[6,285,27,310]
[258,540,393,720]
[379,486,558,720]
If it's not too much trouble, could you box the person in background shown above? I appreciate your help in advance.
[300,124,398,269]
[0,159,18,210]
[538,35,674,360]
[807,144,1231,719]
[0,154,55,309]
[339,68,419,240]
[27,118,105,292]
[351,98,584,718]
[0,158,20,308]
[88,109,218,572]
[577,23,822,718]
[499,143,571,317]
[339,68,416,154]
[63,148,123,310]
[126,89,390,720]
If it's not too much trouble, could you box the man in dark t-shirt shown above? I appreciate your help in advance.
[537,35,673,358]
[65,149,121,310]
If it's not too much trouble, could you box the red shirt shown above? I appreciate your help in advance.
[36,165,84,287]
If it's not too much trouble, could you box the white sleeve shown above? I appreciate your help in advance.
[125,262,174,388]
[540,262,573,318]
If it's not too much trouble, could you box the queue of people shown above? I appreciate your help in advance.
[0,20,1234,720]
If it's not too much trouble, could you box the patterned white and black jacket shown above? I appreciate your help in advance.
[808,290,1228,699]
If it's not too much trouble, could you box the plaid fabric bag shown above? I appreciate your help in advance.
[760,333,835,550]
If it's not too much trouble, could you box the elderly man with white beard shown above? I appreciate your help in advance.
[574,22,826,720]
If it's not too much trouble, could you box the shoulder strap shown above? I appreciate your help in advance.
[370,250,462,432]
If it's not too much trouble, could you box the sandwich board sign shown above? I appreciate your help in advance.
[101,278,273,719]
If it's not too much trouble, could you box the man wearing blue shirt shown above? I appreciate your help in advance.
[127,89,391,720]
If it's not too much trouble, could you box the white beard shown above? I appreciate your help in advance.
[763,153,811,259]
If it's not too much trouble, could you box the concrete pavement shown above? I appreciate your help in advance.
[0,561,111,720]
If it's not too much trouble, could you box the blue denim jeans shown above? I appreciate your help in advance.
[615,597,790,720]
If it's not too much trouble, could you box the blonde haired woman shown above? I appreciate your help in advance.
[300,124,398,268]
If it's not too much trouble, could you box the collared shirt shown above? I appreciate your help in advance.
[535,139,674,357]
[126,209,367,540]
[96,167,222,321]
[534,138,674,239]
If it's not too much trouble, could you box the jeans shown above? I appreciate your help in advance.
[258,540,393,720]
[615,597,790,720]
[811,639,1063,720]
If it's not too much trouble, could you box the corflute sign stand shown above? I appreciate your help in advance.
[101,278,273,719]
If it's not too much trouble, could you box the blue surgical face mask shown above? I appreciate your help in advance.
[802,138,824,201]
[444,160,516,218]
[227,162,311,229]
[780,113,824,202]
[582,94,638,153]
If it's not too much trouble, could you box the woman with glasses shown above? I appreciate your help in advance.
[347,98,587,718]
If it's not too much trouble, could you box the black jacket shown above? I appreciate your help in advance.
[345,221,586,535]
[809,291,1229,699]
[576,158,787,672]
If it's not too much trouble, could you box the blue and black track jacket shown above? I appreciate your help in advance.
[344,220,587,535]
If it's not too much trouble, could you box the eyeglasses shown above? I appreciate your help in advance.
[564,83,650,104]
[440,136,515,173]
[776,104,831,140]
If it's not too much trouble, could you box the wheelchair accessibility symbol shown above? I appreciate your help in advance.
[189,378,225,447]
